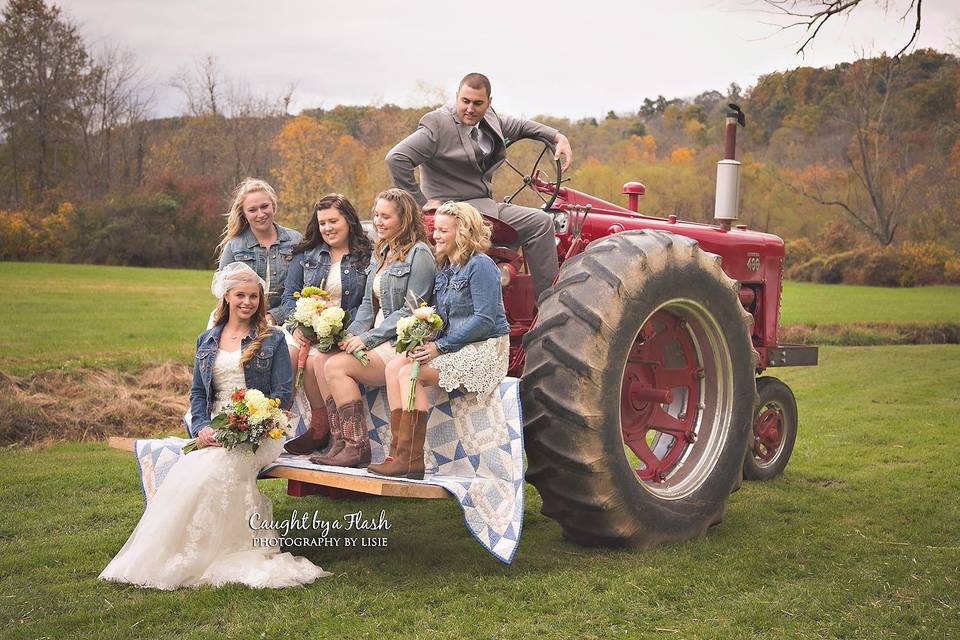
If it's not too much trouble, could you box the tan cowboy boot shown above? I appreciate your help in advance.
[385,409,403,461]
[368,410,427,480]
[323,400,370,468]
[284,406,330,455]
[368,410,412,476]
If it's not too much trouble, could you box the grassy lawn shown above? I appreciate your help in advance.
[778,281,960,325]
[4,261,960,376]
[1,262,211,375]
[2,345,959,639]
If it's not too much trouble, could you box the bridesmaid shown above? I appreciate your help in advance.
[370,201,509,479]
[278,194,373,455]
[318,188,436,468]
[217,178,301,325]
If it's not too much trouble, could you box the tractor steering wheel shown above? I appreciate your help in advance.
[502,139,563,211]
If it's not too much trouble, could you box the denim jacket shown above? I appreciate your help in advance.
[278,245,368,323]
[218,224,303,321]
[348,241,436,349]
[433,253,510,354]
[188,325,293,437]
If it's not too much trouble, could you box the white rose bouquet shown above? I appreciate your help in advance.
[285,286,366,386]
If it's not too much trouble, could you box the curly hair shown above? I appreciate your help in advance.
[433,201,491,266]
[292,193,373,271]
[216,178,279,261]
[372,188,429,261]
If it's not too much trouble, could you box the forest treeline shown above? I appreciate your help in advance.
[1,0,958,284]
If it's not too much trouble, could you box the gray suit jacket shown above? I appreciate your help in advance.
[385,104,559,217]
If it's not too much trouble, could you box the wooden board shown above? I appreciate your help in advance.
[106,436,449,500]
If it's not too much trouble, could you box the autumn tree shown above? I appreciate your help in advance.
[0,0,93,204]
[272,116,369,221]
[157,55,290,188]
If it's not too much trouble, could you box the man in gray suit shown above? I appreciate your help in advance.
[385,72,573,299]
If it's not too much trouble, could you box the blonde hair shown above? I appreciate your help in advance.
[372,188,429,262]
[434,201,491,266]
[216,178,280,259]
[212,282,271,366]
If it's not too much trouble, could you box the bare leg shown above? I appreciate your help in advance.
[302,352,324,411]
[398,361,440,412]
[311,351,336,399]
[287,344,299,383]
[384,356,408,411]
[324,351,388,406]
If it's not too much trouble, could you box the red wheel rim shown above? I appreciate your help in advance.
[620,310,702,484]
[752,402,785,464]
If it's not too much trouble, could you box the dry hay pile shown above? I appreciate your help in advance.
[1,362,192,446]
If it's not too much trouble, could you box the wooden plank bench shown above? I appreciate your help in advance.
[107,436,450,500]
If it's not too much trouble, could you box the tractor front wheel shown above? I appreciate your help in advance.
[742,376,798,481]
[521,230,756,547]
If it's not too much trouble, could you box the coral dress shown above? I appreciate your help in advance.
[99,349,330,589]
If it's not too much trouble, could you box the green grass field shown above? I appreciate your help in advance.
[4,261,960,375]
[778,281,960,325]
[2,345,958,639]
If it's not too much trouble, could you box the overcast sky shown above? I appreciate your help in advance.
[57,0,960,120]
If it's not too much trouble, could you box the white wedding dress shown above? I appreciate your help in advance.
[100,349,331,589]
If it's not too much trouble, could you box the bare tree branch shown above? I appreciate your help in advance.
[762,0,923,59]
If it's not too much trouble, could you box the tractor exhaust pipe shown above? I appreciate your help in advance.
[714,103,745,230]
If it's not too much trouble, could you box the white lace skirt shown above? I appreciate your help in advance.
[431,335,509,403]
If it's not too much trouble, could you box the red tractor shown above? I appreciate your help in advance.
[460,105,817,547]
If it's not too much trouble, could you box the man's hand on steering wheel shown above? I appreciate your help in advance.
[554,133,573,172]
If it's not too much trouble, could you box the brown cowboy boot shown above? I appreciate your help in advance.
[284,406,330,455]
[323,399,370,468]
[368,410,427,480]
[310,397,344,463]
[368,410,412,476]
[385,409,403,461]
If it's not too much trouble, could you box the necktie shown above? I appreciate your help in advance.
[469,127,484,167]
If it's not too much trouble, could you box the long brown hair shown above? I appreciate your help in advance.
[293,193,373,270]
[372,188,429,262]
[212,283,272,366]
[215,178,280,261]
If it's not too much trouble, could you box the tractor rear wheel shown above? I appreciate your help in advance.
[521,230,756,547]
[742,377,797,481]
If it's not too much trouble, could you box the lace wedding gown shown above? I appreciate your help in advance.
[100,349,330,589]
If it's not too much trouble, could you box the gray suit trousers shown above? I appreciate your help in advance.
[464,198,559,299]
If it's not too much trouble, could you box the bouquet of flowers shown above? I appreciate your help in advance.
[182,388,289,454]
[286,286,367,386]
[395,296,443,411]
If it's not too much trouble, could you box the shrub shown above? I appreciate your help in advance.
[846,247,901,286]
[821,250,869,284]
[67,176,224,269]
[784,255,827,282]
[945,257,960,284]
[897,241,956,286]
[785,237,815,269]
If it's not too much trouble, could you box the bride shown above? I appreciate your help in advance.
[100,262,330,589]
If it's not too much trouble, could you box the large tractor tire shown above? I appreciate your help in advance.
[521,230,756,547]
[742,376,798,481]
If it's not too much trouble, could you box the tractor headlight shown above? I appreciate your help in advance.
[499,265,512,288]
[553,211,568,234]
